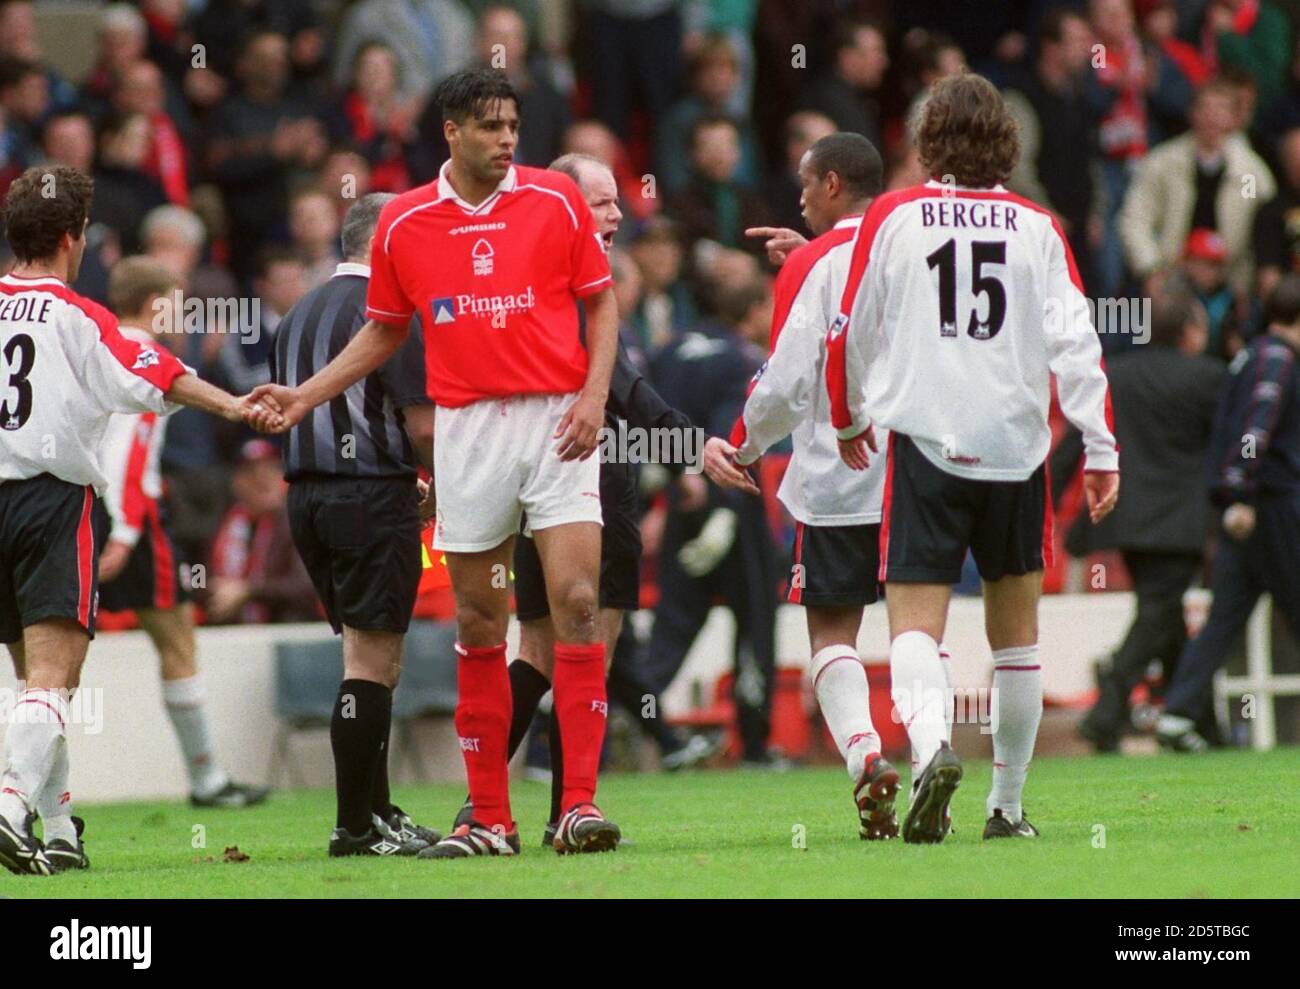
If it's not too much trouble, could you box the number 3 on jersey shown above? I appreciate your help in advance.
[1,333,35,431]
[926,239,1007,340]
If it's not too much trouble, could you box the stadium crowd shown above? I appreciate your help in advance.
[0,0,1295,761]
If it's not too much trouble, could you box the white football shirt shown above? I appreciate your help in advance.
[827,181,1118,481]
[731,215,888,525]
[0,274,188,496]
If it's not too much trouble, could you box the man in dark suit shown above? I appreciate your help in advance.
[1052,285,1226,751]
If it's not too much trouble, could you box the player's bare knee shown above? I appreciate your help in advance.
[552,580,599,642]
[455,598,508,647]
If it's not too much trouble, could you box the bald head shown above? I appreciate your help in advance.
[550,153,622,248]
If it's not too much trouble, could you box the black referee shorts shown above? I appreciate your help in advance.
[98,503,190,613]
[288,474,422,635]
[881,433,1050,585]
[789,521,883,608]
[514,462,642,622]
[0,474,108,643]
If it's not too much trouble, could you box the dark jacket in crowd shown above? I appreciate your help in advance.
[1053,346,1226,555]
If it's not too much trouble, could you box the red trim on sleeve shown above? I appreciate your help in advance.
[827,187,932,431]
[0,281,187,392]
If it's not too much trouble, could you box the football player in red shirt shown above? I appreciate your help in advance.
[252,69,622,858]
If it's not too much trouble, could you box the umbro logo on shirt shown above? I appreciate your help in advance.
[132,348,161,370]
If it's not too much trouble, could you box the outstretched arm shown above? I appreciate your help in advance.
[251,319,409,430]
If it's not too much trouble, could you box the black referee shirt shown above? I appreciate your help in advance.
[269,262,429,480]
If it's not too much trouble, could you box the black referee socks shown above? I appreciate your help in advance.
[506,660,552,759]
[331,679,393,835]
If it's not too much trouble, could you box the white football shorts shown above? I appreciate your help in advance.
[431,392,603,552]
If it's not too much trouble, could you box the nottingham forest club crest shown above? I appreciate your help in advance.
[472,238,494,276]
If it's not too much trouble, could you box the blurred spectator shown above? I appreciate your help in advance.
[40,111,94,173]
[582,0,686,152]
[288,188,342,288]
[218,247,307,400]
[333,0,476,103]
[92,111,169,256]
[1087,0,1151,296]
[645,276,779,765]
[205,30,327,281]
[657,34,761,194]
[629,216,695,352]
[1054,284,1226,751]
[683,0,758,117]
[797,18,889,152]
[475,3,569,166]
[1138,0,1209,143]
[0,56,49,165]
[82,3,152,109]
[317,147,373,218]
[1119,77,1275,298]
[1177,228,1244,358]
[0,0,77,113]
[109,59,191,205]
[1200,0,1291,115]
[608,245,648,369]
[766,111,836,234]
[207,439,318,625]
[1156,273,1300,751]
[1252,125,1300,297]
[335,42,417,192]
[665,115,775,263]
[1006,7,1100,291]
[193,0,324,88]
[560,119,651,222]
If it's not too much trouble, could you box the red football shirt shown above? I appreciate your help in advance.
[366,161,612,407]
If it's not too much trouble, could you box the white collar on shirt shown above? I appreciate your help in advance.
[332,261,371,279]
[923,179,1008,193]
[435,158,518,213]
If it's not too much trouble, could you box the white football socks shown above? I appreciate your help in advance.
[163,674,228,798]
[809,645,879,780]
[0,689,69,834]
[988,645,1043,823]
[34,728,76,845]
[891,631,948,776]
[912,646,953,795]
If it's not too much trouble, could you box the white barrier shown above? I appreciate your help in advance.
[0,594,1150,804]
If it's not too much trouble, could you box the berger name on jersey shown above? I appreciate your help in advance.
[919,199,1020,231]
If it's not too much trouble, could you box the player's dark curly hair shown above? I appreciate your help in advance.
[433,68,519,124]
[916,73,1020,189]
[2,164,94,263]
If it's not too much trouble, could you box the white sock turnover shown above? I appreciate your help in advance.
[988,645,1043,823]
[0,689,69,833]
[891,631,948,775]
[809,645,879,780]
[163,674,227,798]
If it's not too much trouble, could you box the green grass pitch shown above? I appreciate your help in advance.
[10,749,1299,898]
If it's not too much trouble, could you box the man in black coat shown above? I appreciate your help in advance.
[1052,286,1226,751]
[1157,275,1300,752]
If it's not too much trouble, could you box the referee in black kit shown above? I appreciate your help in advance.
[270,193,442,857]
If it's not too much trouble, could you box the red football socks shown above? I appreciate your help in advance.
[454,641,513,831]
[552,641,607,811]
